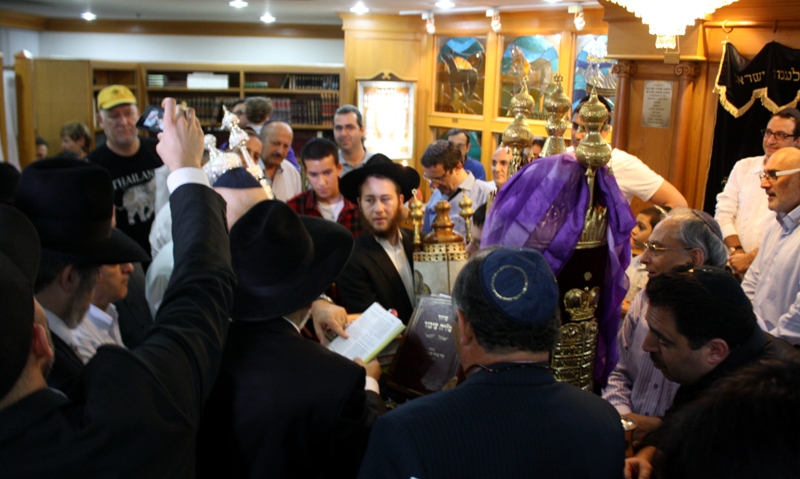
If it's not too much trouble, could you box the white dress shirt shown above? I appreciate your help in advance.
[73,303,126,362]
[714,155,774,252]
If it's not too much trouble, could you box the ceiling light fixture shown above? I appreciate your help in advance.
[81,11,97,21]
[350,2,369,14]
[435,0,455,8]
[542,0,562,3]
[569,5,585,31]
[261,13,276,23]
[422,12,436,34]
[609,0,738,49]
[229,0,248,9]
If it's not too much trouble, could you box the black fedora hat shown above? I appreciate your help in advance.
[13,158,149,264]
[339,160,420,204]
[0,204,40,399]
[230,200,354,320]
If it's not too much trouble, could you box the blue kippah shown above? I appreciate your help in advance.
[478,247,559,324]
[213,167,261,189]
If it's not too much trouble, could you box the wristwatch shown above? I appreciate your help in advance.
[728,245,744,255]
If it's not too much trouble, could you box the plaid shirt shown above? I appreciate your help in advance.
[287,189,363,238]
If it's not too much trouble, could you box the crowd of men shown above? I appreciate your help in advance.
[0,85,799,478]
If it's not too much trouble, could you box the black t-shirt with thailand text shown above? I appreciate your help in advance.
[89,137,163,257]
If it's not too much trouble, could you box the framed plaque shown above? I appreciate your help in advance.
[357,75,416,162]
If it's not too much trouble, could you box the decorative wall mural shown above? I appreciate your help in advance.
[499,35,560,120]
[435,37,486,115]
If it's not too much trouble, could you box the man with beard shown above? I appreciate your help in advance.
[337,162,421,323]
[14,158,150,393]
[602,208,728,449]
[259,121,301,202]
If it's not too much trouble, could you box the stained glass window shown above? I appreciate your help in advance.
[498,35,561,120]
[435,37,487,115]
[572,34,617,122]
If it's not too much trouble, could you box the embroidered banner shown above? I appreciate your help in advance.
[703,41,800,213]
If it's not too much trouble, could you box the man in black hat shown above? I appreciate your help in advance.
[337,161,421,323]
[624,266,800,479]
[0,98,236,477]
[197,199,385,479]
[14,157,151,393]
[358,247,626,478]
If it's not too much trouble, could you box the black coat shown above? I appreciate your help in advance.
[47,334,85,394]
[337,229,415,323]
[359,364,626,479]
[197,319,386,479]
[0,184,235,478]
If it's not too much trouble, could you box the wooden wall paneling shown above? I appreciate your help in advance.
[34,59,92,159]
[0,52,7,162]
[14,51,35,169]
[684,61,716,208]
[669,62,701,192]
[626,72,679,180]
[611,60,636,151]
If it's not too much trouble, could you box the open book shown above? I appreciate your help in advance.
[328,302,405,362]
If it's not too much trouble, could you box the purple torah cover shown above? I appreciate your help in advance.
[483,154,635,385]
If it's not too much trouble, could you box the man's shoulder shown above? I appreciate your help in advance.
[286,189,315,210]
[762,333,800,363]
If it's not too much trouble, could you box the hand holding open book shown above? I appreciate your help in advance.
[328,302,405,362]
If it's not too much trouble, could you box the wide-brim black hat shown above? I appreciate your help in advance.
[230,200,354,320]
[14,158,149,264]
[339,160,420,204]
[0,204,40,399]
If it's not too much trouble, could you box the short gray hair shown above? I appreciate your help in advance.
[667,208,728,268]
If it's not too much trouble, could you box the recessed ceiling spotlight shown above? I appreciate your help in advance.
[81,11,97,21]
[542,0,562,3]
[350,2,369,14]
[261,13,276,23]
[229,0,248,9]
[435,0,455,8]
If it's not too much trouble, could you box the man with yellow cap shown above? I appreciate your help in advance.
[88,85,163,255]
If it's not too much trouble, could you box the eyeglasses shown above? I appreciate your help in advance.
[423,170,451,183]
[761,129,796,141]
[642,242,693,255]
[758,168,800,182]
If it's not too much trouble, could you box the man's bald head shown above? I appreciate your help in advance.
[261,121,293,168]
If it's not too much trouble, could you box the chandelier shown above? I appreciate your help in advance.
[609,0,738,49]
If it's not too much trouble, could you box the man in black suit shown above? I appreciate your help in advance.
[358,247,626,479]
[338,162,420,323]
[0,99,236,477]
[197,199,385,479]
[13,158,150,393]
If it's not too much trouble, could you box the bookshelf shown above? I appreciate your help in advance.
[139,63,344,136]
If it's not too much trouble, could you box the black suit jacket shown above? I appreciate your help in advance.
[47,334,85,394]
[0,184,235,478]
[197,319,386,479]
[359,365,626,479]
[337,228,415,323]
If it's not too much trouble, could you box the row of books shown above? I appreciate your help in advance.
[281,74,340,90]
[268,93,339,125]
[148,96,239,124]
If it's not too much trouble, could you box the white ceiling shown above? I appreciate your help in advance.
[0,0,597,26]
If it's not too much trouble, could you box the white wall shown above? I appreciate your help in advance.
[0,28,41,66]
[38,32,344,65]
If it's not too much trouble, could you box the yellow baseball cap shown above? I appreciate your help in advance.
[97,85,137,111]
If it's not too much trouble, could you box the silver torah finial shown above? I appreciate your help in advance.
[202,134,243,186]
[221,104,274,199]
